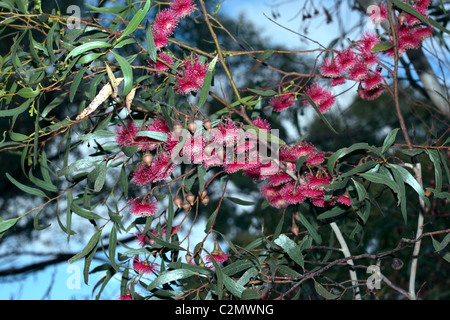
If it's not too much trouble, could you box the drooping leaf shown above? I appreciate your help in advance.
[68,229,102,263]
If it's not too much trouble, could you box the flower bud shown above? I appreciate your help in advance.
[201,195,210,206]
[182,199,191,211]
[398,12,407,25]
[203,119,212,130]
[187,120,196,133]
[142,153,153,166]
[186,191,196,206]
[173,194,183,209]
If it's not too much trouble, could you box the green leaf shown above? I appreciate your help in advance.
[71,203,104,220]
[17,87,40,98]
[274,234,304,268]
[223,274,245,298]
[0,98,33,118]
[297,213,321,245]
[108,224,118,269]
[68,230,101,263]
[314,281,339,300]
[94,162,107,192]
[0,217,20,234]
[222,260,257,277]
[65,41,111,62]
[317,206,347,220]
[226,197,255,206]
[433,232,450,252]
[247,88,277,97]
[146,24,157,61]
[381,128,399,154]
[371,41,394,53]
[70,66,88,103]
[299,93,338,134]
[426,150,443,193]
[78,130,116,141]
[134,130,168,141]
[6,173,48,198]
[57,157,103,177]
[199,55,218,107]
[33,209,51,231]
[86,4,129,13]
[147,269,196,291]
[328,143,382,173]
[389,164,430,207]
[111,51,133,96]
[117,0,152,42]
[360,171,400,194]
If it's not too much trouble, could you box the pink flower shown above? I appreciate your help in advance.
[129,198,158,216]
[149,52,174,75]
[133,258,159,274]
[116,121,140,148]
[358,32,380,56]
[146,118,170,134]
[303,83,335,112]
[152,28,169,49]
[348,58,370,81]
[131,151,175,186]
[118,291,133,300]
[362,71,384,90]
[337,195,352,206]
[205,252,229,264]
[358,85,384,101]
[170,0,196,18]
[280,181,307,205]
[153,9,179,37]
[175,55,208,95]
[252,116,271,132]
[269,92,295,112]
[330,77,347,87]
[335,49,357,71]
[320,57,344,78]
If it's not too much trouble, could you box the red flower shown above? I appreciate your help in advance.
[320,57,344,78]
[362,71,384,90]
[175,55,208,95]
[149,52,174,75]
[133,258,159,274]
[358,32,380,56]
[336,49,357,71]
[153,9,179,37]
[152,28,169,49]
[348,58,370,81]
[129,198,158,217]
[337,195,352,206]
[252,116,271,132]
[358,85,384,101]
[170,0,196,18]
[269,92,295,112]
[330,77,347,87]
[116,121,140,148]
[303,83,335,112]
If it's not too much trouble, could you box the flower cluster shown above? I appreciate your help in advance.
[320,31,385,101]
[149,1,208,94]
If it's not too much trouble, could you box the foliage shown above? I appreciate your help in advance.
[0,0,448,300]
